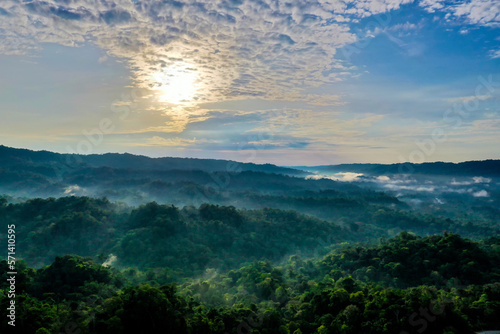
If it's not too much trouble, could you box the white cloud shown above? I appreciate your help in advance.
[306,172,364,182]
[490,49,500,59]
[472,189,489,197]
[0,0,362,105]
[419,0,447,13]
[103,254,117,267]
[389,22,420,32]
[0,0,426,108]
[450,178,473,185]
[64,185,82,195]
[473,176,491,183]
[453,0,500,27]
[448,177,491,186]
[420,0,500,27]
[345,0,415,17]
[334,172,364,181]
[383,184,435,192]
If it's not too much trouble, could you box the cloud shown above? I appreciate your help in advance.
[446,95,493,103]
[389,22,420,32]
[449,176,491,186]
[0,0,364,105]
[136,136,215,147]
[383,184,436,192]
[4,0,425,138]
[345,0,415,17]
[1,0,496,158]
[374,176,445,192]
[302,94,346,106]
[490,49,500,59]
[469,119,500,132]
[284,110,385,140]
[377,175,391,182]
[473,176,491,183]
[103,254,117,267]
[64,185,83,195]
[419,0,447,13]
[450,178,473,185]
[98,55,108,63]
[452,0,500,27]
[472,189,489,197]
[420,0,500,27]
[132,105,213,134]
[0,0,440,108]
[306,172,364,182]
[246,139,309,150]
[375,175,417,184]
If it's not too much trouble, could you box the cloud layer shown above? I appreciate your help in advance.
[2,0,497,105]
[6,0,494,103]
[0,0,365,103]
[0,0,498,163]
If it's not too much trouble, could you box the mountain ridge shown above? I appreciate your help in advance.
[293,159,500,176]
[0,144,307,175]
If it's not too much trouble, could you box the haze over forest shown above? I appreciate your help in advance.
[0,0,499,333]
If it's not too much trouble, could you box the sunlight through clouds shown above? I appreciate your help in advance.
[0,0,498,163]
[150,63,200,105]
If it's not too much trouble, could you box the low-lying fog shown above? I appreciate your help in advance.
[305,170,499,220]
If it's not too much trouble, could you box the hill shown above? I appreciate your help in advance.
[296,160,500,176]
[0,145,306,175]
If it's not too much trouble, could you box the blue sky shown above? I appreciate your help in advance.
[0,0,499,165]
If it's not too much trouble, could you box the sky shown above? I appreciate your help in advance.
[0,0,499,166]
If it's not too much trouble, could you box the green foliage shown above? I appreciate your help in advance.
[1,236,500,333]
[0,194,498,333]
[31,255,122,300]
[95,284,188,334]
[320,232,496,288]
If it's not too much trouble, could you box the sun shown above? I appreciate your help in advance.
[151,63,199,104]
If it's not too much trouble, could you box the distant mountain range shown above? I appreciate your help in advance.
[2,145,499,177]
[2,145,499,179]
[0,145,306,175]
[1,145,498,226]
[0,145,386,208]
[295,160,500,176]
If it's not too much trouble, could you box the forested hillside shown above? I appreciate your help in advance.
[0,146,499,333]
[1,197,498,275]
[0,145,306,175]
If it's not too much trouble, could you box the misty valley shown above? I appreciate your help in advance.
[0,146,499,333]
[2,0,500,332]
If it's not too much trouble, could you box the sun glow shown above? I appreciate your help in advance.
[151,63,199,104]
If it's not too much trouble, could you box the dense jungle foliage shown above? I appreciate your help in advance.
[0,147,499,333]
[1,196,499,333]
